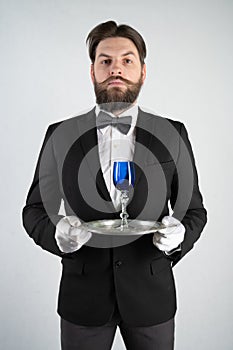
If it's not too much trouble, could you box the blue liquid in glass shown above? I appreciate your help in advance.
[113,161,135,191]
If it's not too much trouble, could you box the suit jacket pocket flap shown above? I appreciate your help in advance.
[150,257,172,276]
[62,257,85,275]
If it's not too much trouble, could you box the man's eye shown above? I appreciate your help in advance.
[101,59,111,65]
[125,59,132,64]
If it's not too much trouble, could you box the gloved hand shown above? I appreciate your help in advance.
[153,216,185,253]
[55,216,92,253]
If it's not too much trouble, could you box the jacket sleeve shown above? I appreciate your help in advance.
[169,123,207,266]
[22,125,64,257]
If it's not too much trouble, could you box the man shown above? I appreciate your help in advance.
[22,21,207,350]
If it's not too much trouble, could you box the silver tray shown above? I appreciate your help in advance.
[81,219,169,236]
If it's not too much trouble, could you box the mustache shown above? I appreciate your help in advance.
[100,76,133,86]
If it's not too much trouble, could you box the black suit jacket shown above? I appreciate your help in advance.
[22,107,207,326]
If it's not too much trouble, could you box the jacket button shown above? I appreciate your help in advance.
[115,260,122,268]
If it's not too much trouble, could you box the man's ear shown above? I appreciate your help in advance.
[141,63,146,84]
[90,64,95,83]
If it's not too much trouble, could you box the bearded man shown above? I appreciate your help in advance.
[22,21,207,350]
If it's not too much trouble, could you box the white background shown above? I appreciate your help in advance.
[1,0,233,349]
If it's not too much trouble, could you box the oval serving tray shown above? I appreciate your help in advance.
[80,219,171,236]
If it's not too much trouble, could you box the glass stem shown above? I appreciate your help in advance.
[120,190,129,230]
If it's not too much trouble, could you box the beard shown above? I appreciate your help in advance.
[93,74,144,113]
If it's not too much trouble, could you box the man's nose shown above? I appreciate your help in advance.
[110,60,122,75]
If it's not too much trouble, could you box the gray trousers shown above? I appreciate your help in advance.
[60,304,175,350]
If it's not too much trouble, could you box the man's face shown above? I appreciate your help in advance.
[90,37,146,111]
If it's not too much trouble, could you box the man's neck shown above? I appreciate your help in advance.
[98,101,137,116]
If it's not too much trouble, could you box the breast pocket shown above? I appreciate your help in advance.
[145,159,175,168]
[146,159,176,190]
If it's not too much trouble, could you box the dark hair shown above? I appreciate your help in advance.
[86,21,146,65]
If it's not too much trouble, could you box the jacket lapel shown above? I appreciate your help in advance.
[133,108,156,186]
[77,108,116,213]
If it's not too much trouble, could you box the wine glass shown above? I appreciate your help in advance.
[113,161,135,230]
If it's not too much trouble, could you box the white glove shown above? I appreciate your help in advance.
[55,216,92,253]
[153,216,185,254]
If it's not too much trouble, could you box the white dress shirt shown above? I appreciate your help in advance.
[96,104,138,211]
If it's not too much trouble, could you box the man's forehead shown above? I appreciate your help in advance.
[96,37,138,56]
